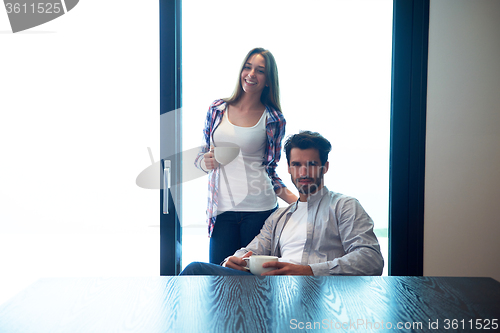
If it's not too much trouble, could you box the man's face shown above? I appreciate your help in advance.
[288,148,329,201]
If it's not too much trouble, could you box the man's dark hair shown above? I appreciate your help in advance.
[284,131,332,166]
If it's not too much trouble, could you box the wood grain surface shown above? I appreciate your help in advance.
[0,276,499,332]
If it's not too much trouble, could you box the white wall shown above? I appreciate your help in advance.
[425,0,500,281]
[0,1,160,305]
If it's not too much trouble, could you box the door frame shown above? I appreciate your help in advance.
[159,0,182,276]
[159,0,429,276]
[389,0,429,276]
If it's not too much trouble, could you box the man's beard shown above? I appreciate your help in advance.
[293,172,323,195]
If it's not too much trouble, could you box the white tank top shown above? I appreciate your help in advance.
[213,108,277,212]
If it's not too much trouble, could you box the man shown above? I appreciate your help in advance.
[181,131,384,276]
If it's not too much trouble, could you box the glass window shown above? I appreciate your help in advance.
[182,0,392,275]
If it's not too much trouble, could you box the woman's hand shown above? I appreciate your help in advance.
[203,146,219,170]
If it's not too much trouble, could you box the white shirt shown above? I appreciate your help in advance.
[233,187,384,276]
[279,201,307,264]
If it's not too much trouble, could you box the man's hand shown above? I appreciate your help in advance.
[224,251,253,271]
[261,261,314,276]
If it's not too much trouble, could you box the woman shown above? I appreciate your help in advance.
[195,47,298,264]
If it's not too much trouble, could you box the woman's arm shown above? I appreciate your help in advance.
[194,100,224,172]
[266,110,298,204]
[275,187,298,204]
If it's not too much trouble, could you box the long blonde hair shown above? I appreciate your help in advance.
[224,47,282,112]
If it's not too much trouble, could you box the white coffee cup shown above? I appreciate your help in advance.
[243,255,279,275]
[214,146,240,165]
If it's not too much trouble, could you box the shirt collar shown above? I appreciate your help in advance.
[288,185,329,213]
[265,105,281,124]
[215,101,227,112]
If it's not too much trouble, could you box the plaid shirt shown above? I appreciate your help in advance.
[195,99,287,237]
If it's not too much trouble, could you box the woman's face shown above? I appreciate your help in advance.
[240,53,267,95]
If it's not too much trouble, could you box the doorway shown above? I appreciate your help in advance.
[180,0,393,275]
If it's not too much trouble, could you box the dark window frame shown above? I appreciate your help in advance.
[159,0,182,276]
[389,0,429,276]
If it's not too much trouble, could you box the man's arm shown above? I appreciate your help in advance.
[260,261,313,276]
[311,198,384,276]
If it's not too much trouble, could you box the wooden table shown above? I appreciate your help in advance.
[1,276,499,332]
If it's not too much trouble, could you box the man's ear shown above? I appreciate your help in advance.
[288,164,291,174]
[322,161,329,174]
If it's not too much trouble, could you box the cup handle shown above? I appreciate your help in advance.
[242,257,250,270]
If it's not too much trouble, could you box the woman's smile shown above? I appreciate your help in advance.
[241,54,267,93]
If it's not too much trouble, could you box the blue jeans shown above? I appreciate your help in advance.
[209,207,277,264]
[179,261,252,276]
